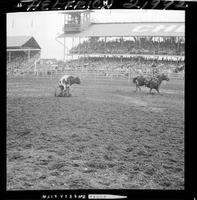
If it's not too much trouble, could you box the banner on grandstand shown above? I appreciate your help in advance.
[68,54,184,61]
[59,22,184,38]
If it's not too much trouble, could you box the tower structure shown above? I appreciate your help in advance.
[62,10,92,33]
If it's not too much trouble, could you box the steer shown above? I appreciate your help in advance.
[55,75,81,97]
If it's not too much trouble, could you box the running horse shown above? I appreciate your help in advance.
[55,75,81,97]
[133,73,170,94]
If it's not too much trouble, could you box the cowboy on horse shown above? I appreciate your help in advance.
[133,62,169,94]
[151,63,160,77]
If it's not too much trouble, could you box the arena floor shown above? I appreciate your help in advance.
[7,74,184,190]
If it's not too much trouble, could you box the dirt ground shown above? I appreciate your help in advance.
[6,74,184,190]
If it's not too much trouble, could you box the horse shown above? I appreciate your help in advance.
[133,73,170,94]
[133,75,148,92]
[55,75,81,97]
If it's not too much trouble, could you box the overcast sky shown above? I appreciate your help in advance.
[7,10,185,60]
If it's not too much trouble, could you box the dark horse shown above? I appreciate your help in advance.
[55,76,81,97]
[133,73,170,94]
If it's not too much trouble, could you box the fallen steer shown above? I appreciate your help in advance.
[55,75,81,97]
[54,85,71,97]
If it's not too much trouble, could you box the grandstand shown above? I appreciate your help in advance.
[56,11,185,76]
[7,36,41,75]
[6,11,185,77]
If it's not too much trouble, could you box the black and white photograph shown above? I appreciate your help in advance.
[6,8,185,192]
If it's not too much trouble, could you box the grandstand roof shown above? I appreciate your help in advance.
[58,22,184,38]
[7,36,41,49]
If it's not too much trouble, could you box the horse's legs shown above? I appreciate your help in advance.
[156,88,162,95]
[135,84,137,92]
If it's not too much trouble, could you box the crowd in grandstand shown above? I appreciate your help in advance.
[7,51,40,75]
[70,37,185,56]
[7,37,184,76]
[57,56,184,78]
[7,53,184,77]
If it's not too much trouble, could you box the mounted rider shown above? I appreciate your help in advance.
[144,62,160,85]
[151,63,160,77]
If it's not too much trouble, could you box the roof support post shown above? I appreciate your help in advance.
[121,37,123,64]
[28,49,30,62]
[63,12,66,62]
[8,51,11,63]
[78,37,81,68]
[177,37,180,54]
[138,37,141,50]
[72,37,74,60]
[34,59,37,75]
[63,37,65,61]
[88,37,90,65]
[104,36,107,64]
[82,37,86,73]
[89,37,90,72]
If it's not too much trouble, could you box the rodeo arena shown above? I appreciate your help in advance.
[7,11,184,190]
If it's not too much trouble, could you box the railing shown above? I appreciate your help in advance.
[7,69,184,82]
[63,24,82,32]
[169,73,184,79]
[63,22,91,33]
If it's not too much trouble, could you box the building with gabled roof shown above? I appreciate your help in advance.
[7,36,41,63]
[7,36,41,49]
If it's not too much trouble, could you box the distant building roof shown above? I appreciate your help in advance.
[58,22,184,38]
[7,36,41,49]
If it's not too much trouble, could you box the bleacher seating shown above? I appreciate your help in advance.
[60,56,184,77]
[70,39,185,56]
[7,52,40,75]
